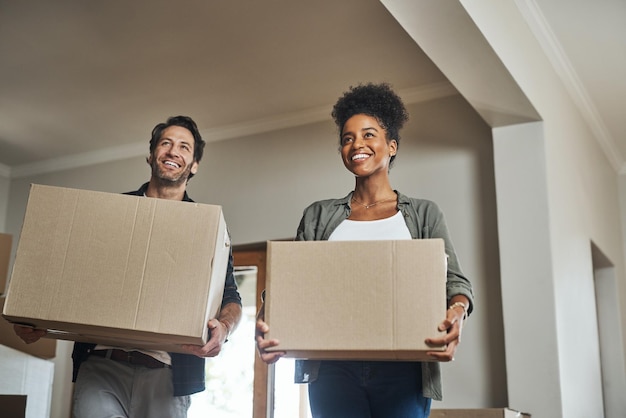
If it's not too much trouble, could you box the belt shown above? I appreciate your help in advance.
[90,349,171,369]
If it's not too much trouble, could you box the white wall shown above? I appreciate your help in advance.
[4,94,502,416]
[621,173,626,266]
[463,3,626,418]
[492,123,563,416]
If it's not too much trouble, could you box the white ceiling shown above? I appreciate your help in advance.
[1,0,624,176]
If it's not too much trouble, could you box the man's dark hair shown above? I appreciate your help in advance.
[331,82,409,167]
[150,115,206,162]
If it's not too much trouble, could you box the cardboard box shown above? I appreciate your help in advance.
[430,408,531,418]
[2,184,230,353]
[0,233,11,295]
[0,345,54,418]
[265,239,447,360]
[0,395,27,418]
[0,296,56,359]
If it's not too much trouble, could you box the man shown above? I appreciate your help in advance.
[14,115,242,418]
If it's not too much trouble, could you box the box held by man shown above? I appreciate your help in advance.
[2,184,230,353]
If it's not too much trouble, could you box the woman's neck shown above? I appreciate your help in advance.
[352,176,395,203]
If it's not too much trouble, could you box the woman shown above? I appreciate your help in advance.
[256,82,474,418]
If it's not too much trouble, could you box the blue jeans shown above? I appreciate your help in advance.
[308,360,431,418]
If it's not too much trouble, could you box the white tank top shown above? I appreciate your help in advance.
[328,210,412,241]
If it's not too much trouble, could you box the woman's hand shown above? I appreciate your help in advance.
[255,319,285,364]
[425,301,468,362]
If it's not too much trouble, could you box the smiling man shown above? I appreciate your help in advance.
[146,119,201,195]
[14,115,242,418]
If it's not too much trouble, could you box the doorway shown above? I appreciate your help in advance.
[591,241,626,418]
[188,241,311,418]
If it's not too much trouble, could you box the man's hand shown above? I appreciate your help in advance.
[14,325,46,344]
[181,318,230,358]
[181,302,241,358]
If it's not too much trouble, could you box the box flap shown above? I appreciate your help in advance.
[430,408,531,418]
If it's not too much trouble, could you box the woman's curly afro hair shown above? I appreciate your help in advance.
[331,82,409,165]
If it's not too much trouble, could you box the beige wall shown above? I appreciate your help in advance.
[0,173,9,232]
[379,1,626,417]
[4,95,501,417]
[467,2,626,417]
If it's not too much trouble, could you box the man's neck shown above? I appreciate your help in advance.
[144,180,187,201]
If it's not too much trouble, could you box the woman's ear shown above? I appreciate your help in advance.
[389,139,398,156]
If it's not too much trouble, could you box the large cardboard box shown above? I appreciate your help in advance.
[265,239,447,360]
[1,296,56,359]
[0,233,11,295]
[0,395,27,418]
[2,184,230,353]
[430,408,531,418]
[0,345,54,418]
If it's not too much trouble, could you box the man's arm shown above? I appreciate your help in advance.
[181,245,242,358]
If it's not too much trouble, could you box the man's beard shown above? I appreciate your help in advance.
[151,160,193,186]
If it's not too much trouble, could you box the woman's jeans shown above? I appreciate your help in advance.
[308,360,431,418]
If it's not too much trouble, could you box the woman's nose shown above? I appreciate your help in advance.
[352,135,365,148]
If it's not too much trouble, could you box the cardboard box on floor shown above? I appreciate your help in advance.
[265,239,447,360]
[0,233,12,295]
[0,395,27,418]
[2,184,230,353]
[0,296,56,359]
[430,408,531,418]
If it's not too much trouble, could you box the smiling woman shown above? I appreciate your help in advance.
[255,83,474,418]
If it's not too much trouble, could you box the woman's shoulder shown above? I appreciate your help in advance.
[303,193,351,212]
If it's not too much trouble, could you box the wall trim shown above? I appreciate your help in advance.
[7,82,458,179]
[516,0,625,173]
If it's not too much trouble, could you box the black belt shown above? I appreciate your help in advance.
[90,349,171,369]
